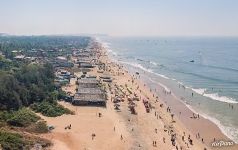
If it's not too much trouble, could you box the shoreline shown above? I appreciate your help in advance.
[103,41,238,149]
[41,39,237,149]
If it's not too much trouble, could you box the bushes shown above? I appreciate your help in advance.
[34,121,48,133]
[28,121,48,133]
[0,131,25,150]
[31,101,73,117]
[7,108,40,127]
[0,63,55,111]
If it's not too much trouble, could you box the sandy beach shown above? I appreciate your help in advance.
[41,41,237,150]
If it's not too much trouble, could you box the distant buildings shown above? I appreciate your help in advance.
[55,69,72,86]
[51,56,74,68]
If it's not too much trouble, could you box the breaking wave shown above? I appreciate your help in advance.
[191,88,238,104]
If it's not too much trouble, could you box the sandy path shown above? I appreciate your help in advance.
[41,101,132,150]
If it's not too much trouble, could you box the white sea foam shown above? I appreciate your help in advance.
[107,49,118,56]
[149,61,158,66]
[147,77,171,93]
[102,42,111,49]
[183,103,238,144]
[121,61,153,73]
[191,88,238,104]
[157,82,171,92]
[191,88,206,95]
[100,41,118,56]
[198,110,238,144]
[121,61,171,80]
[203,93,238,104]
[154,73,170,79]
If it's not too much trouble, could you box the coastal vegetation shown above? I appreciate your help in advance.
[0,36,90,149]
[6,108,40,127]
[31,101,74,117]
[0,131,26,150]
[0,63,55,110]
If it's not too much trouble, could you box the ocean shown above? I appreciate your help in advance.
[97,36,238,143]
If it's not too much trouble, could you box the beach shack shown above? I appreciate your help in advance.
[77,78,100,88]
[78,62,94,68]
[100,75,112,83]
[73,77,106,106]
[72,93,106,106]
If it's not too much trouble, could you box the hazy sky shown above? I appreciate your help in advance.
[0,0,238,36]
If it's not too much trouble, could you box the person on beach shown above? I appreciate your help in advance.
[163,137,166,143]
[121,134,123,140]
[92,133,96,140]
[171,114,174,120]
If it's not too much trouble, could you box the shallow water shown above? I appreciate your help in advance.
[97,36,238,143]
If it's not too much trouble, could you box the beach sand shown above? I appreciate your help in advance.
[41,42,237,150]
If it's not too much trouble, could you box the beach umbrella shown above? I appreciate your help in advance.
[114,103,120,107]
[115,105,120,110]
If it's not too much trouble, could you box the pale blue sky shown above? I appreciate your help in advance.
[0,0,238,36]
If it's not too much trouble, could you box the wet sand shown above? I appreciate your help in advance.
[41,41,237,150]
[137,71,238,150]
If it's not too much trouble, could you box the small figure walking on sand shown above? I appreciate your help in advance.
[91,133,96,140]
[163,137,165,143]
[152,141,157,147]
[121,134,123,140]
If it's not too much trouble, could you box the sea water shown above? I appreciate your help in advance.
[97,36,238,143]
